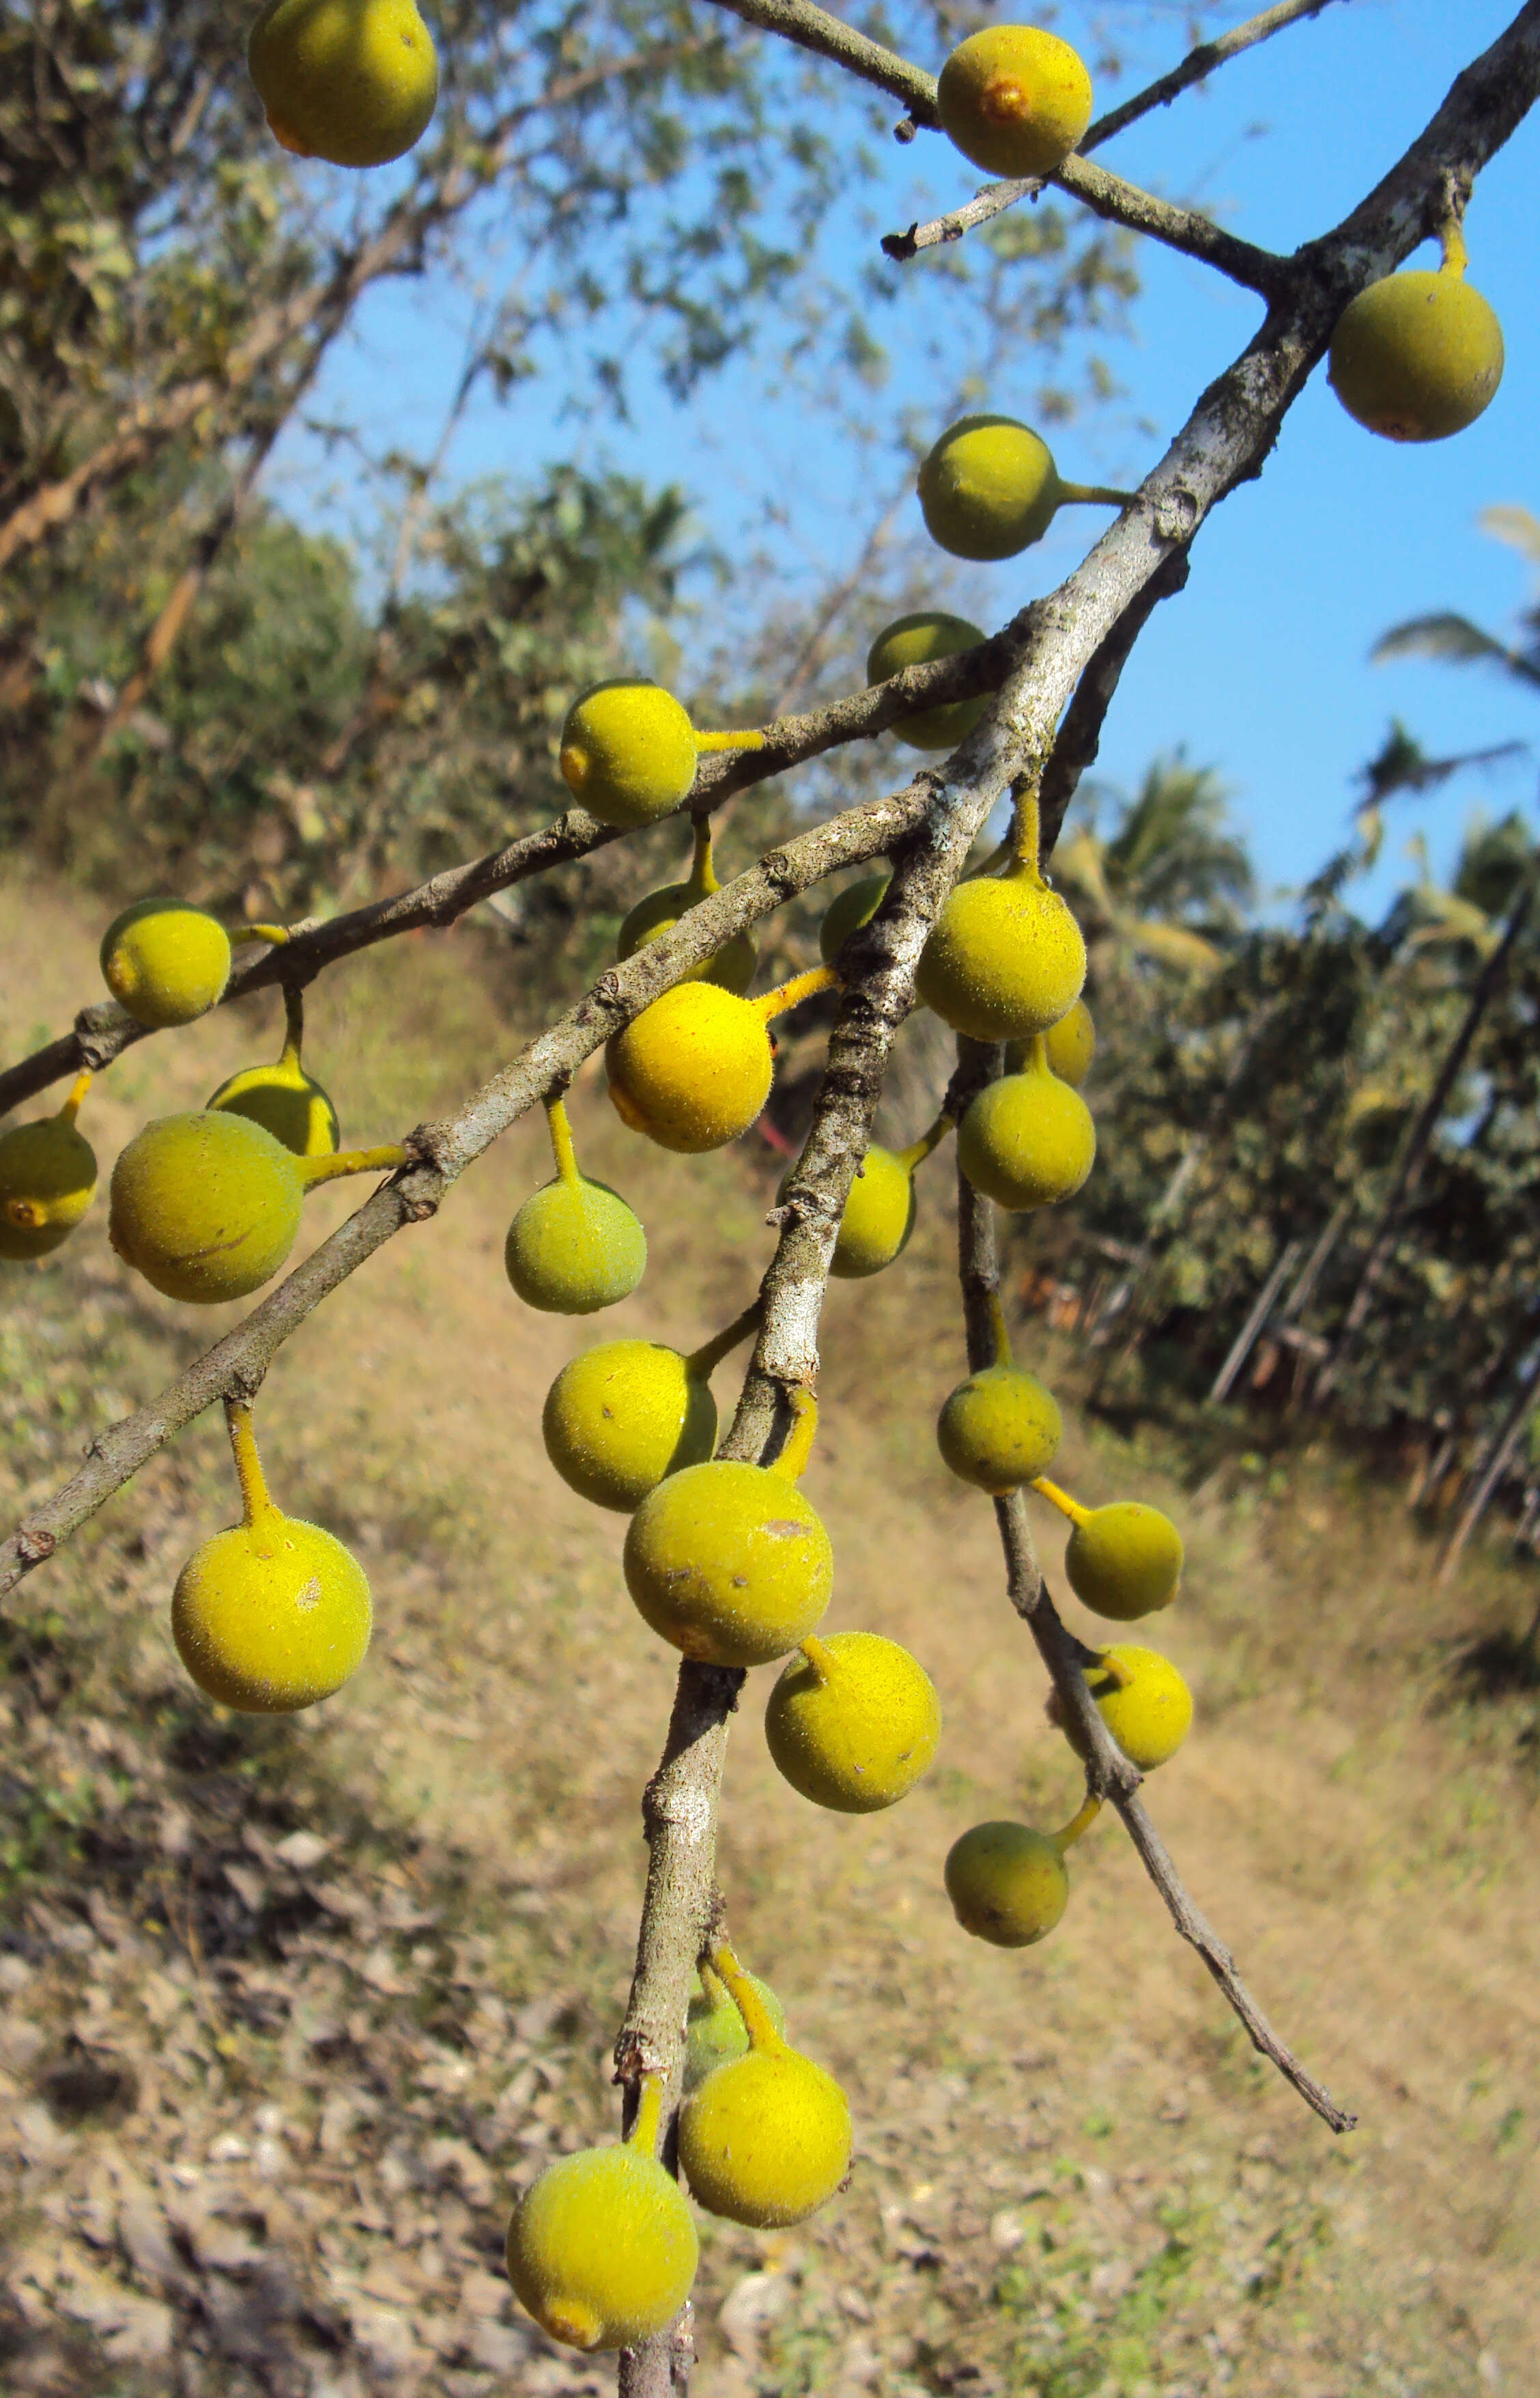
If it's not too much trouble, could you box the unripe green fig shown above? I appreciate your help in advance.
[867,612,991,751]
[1010,994,1095,1088]
[506,1096,646,1315]
[248,0,438,168]
[1328,225,1504,443]
[110,1111,408,1303]
[685,1963,786,2091]
[560,681,764,830]
[172,1404,370,1711]
[1052,1644,1193,1771]
[938,1364,1062,1493]
[101,897,232,1028]
[917,787,1085,1041]
[207,987,339,1157]
[623,1389,832,1666]
[945,1795,1098,1949]
[679,1949,851,2227]
[0,1073,98,1263]
[765,1631,940,1814]
[505,2080,698,2352]
[917,417,1131,564]
[542,1331,733,1513]
[1034,1479,1183,1620]
[958,1042,1096,1212]
[937,25,1093,180]
[608,965,833,1155]
[818,872,891,965]
[618,819,758,993]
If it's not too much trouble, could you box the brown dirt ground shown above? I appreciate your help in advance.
[1,872,1537,2398]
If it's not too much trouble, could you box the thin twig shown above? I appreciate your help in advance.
[885,0,1346,260]
[954,1114,1356,2134]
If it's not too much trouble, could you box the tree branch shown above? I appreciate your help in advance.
[885,0,1346,260]
[953,1115,1356,2135]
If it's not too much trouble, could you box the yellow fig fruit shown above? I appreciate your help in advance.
[1060,1644,1193,1771]
[958,1043,1096,1211]
[505,2082,698,2352]
[937,24,1093,180]
[248,0,439,169]
[1034,1480,1184,1620]
[607,965,833,1155]
[916,861,1086,1043]
[937,1363,1062,1493]
[780,1113,951,1281]
[618,819,758,994]
[208,990,339,1158]
[917,416,1130,563]
[101,897,231,1028]
[1329,227,1504,443]
[172,1405,370,1711]
[543,1340,719,1513]
[678,1953,851,2227]
[867,611,991,751]
[623,1390,832,1667]
[944,1796,1098,1949]
[765,1631,940,1814]
[1010,994,1095,1088]
[818,872,891,965]
[0,1074,98,1263]
[505,1097,646,1315]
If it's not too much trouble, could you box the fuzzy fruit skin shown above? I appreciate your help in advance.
[679,2046,851,2227]
[917,873,1085,1042]
[0,1117,98,1261]
[208,1060,340,1157]
[945,1820,1068,1947]
[776,1144,914,1279]
[958,1071,1096,1211]
[685,1972,786,2091]
[867,612,990,751]
[505,2141,699,2352]
[1328,269,1504,442]
[765,1631,940,1813]
[100,899,231,1028]
[543,1341,717,1513]
[1066,1501,1182,1621]
[110,1112,304,1303]
[559,681,698,828]
[607,984,773,1153]
[819,873,891,965]
[937,25,1092,179]
[504,1177,646,1315]
[918,416,1063,562]
[248,0,439,168]
[937,1364,1062,1494]
[624,1460,833,1667]
[618,881,758,994]
[1010,996,1095,1088]
[172,1514,371,1711]
[1086,1644,1192,1769]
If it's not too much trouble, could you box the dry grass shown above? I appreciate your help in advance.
[1,871,1537,2398]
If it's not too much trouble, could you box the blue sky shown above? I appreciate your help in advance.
[272,1,1539,917]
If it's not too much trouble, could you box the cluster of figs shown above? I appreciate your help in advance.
[1,1,1510,2362]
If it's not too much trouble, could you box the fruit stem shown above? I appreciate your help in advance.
[1009,780,1044,884]
[625,2074,666,2156]
[709,1937,784,2054]
[768,1384,818,1484]
[231,922,290,947]
[754,963,838,1024]
[224,1397,281,1534]
[1438,215,1469,277]
[297,1142,410,1190]
[694,727,767,754]
[685,816,719,899]
[799,1632,836,1684]
[1031,1475,1092,1529]
[279,982,304,1071]
[543,1092,582,1189]
[1054,1792,1103,1852]
[1057,481,1137,510]
[56,1070,91,1128]
[1021,1033,1050,1077]
[685,1297,762,1379]
[897,1111,954,1174]
[1086,1650,1132,1694]
[984,1290,1014,1371]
